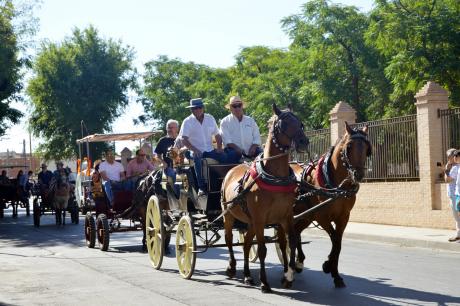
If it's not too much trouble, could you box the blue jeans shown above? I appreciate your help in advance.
[186,149,227,190]
[102,180,134,207]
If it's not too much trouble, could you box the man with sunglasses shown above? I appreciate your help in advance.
[126,148,155,178]
[220,96,262,163]
[179,98,226,196]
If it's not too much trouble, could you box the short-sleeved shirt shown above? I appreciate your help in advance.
[38,170,53,186]
[180,113,220,153]
[220,114,261,154]
[99,161,125,181]
[155,136,176,168]
[126,159,155,177]
[447,164,459,197]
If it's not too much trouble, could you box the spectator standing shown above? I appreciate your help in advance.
[444,148,460,242]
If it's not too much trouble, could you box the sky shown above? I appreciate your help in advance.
[2,0,374,154]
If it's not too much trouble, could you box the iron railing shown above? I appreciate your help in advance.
[353,114,419,181]
[439,107,460,164]
[290,128,331,163]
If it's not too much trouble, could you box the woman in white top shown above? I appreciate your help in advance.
[445,148,460,241]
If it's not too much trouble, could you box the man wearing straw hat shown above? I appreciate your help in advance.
[179,98,226,196]
[220,95,262,163]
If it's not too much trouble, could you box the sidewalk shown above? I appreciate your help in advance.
[302,222,460,253]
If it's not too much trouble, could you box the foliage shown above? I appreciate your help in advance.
[367,0,460,108]
[0,0,39,136]
[27,26,137,160]
[140,55,232,129]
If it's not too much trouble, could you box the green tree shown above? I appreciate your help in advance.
[282,0,392,124]
[28,26,137,160]
[140,55,232,129]
[0,0,38,136]
[367,0,460,109]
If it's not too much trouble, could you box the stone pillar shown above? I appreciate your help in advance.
[415,81,449,210]
[329,101,357,146]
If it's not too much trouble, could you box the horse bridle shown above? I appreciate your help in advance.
[271,111,305,153]
[340,131,371,177]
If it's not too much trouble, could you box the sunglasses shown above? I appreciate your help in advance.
[231,104,242,109]
[192,106,203,110]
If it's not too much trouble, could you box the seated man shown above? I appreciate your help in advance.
[99,149,131,208]
[126,148,156,180]
[155,119,180,196]
[38,164,53,190]
[220,96,262,163]
[179,98,227,195]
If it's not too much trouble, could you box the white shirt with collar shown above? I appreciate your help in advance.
[180,113,220,153]
[220,114,261,154]
[99,161,124,182]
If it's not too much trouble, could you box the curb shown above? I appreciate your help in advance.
[301,228,460,253]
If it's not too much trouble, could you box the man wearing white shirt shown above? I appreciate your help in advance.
[180,98,226,195]
[99,149,131,208]
[220,95,262,163]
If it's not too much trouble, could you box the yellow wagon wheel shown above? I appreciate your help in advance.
[274,228,291,265]
[146,195,165,270]
[238,230,258,263]
[176,215,196,279]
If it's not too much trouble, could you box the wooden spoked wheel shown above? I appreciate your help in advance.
[274,227,291,265]
[96,214,110,251]
[175,215,196,279]
[85,212,96,248]
[146,195,164,269]
[238,230,258,263]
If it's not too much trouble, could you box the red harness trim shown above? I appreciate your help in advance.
[315,155,326,188]
[249,162,297,193]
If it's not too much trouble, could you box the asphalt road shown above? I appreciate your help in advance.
[0,208,459,306]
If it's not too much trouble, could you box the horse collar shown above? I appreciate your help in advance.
[317,146,336,189]
[248,155,297,193]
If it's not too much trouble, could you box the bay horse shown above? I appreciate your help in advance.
[291,122,371,288]
[221,104,309,293]
[53,172,70,226]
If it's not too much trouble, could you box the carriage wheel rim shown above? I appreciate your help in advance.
[146,196,163,269]
[175,216,195,278]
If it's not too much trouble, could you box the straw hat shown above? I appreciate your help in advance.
[225,95,245,110]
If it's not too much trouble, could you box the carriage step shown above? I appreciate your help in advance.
[192,213,207,220]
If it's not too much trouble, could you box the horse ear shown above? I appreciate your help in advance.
[345,121,353,135]
[362,125,369,134]
[272,103,282,116]
[287,103,293,112]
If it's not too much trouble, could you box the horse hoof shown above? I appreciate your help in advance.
[226,266,236,278]
[281,277,293,289]
[322,261,331,274]
[261,284,272,293]
[244,276,255,286]
[334,278,346,288]
[295,262,304,273]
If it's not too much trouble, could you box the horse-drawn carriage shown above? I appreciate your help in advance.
[0,178,30,218]
[144,105,371,292]
[31,180,79,227]
[77,131,162,251]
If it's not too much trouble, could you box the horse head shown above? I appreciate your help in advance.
[339,122,372,182]
[167,147,185,166]
[271,103,309,153]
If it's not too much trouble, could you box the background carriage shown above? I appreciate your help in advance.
[0,178,30,218]
[77,131,162,251]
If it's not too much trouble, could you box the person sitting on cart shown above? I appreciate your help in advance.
[126,148,156,182]
[0,170,10,185]
[38,164,53,190]
[220,95,262,163]
[154,119,180,197]
[99,149,132,208]
[179,98,227,196]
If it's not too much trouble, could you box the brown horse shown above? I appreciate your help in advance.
[221,104,309,293]
[291,122,371,288]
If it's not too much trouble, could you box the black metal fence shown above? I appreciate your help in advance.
[439,107,460,164]
[353,114,419,181]
[290,128,331,162]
